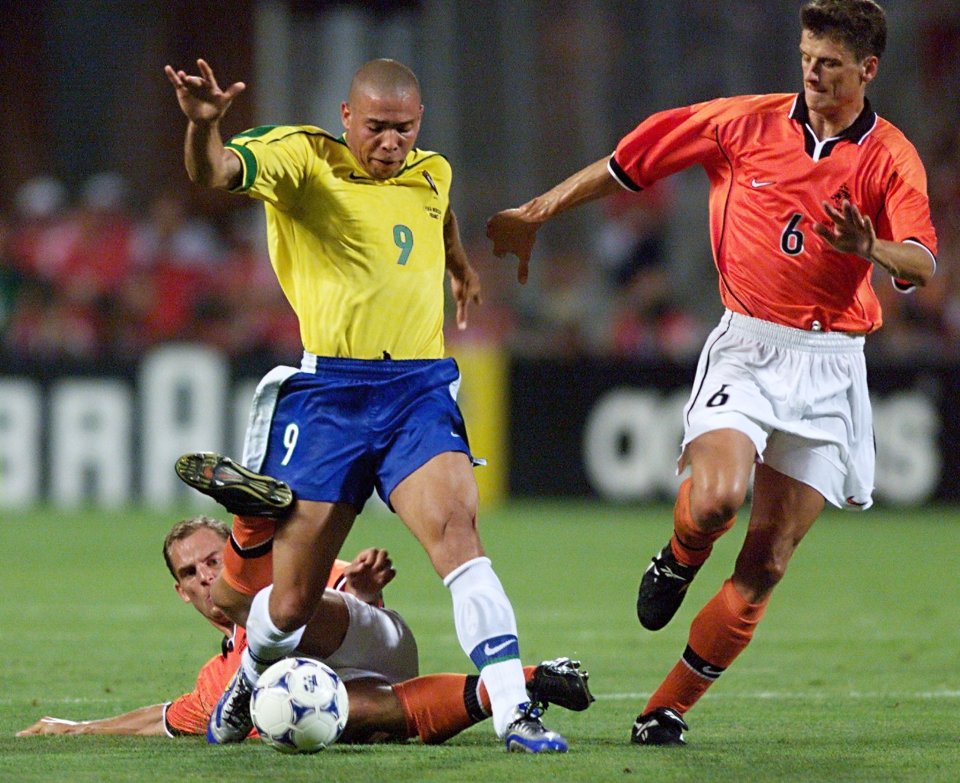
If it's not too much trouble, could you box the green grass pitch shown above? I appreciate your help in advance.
[2,500,959,782]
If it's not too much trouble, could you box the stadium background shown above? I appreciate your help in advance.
[1,0,959,509]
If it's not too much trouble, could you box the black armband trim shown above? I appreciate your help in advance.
[162,703,188,737]
[608,156,642,192]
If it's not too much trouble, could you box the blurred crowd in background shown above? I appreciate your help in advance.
[0,174,302,366]
[3,131,958,367]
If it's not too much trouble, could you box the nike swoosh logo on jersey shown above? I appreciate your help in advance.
[483,639,514,657]
[750,178,775,188]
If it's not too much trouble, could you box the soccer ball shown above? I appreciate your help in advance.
[250,656,349,753]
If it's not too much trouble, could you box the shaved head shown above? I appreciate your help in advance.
[341,58,424,179]
[348,58,421,105]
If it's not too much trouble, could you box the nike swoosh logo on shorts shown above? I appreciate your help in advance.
[483,639,514,656]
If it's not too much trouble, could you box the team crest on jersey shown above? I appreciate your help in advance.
[830,184,851,208]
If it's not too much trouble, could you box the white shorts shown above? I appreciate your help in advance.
[682,310,875,510]
[323,592,420,684]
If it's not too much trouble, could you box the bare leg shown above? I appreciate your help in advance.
[390,451,482,579]
[339,679,408,744]
[732,463,825,603]
[682,428,757,530]
[638,463,826,736]
[267,499,357,631]
[391,452,557,745]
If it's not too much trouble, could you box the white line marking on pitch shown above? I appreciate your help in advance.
[598,690,960,700]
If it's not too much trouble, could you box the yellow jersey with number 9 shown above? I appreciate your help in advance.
[226,125,450,359]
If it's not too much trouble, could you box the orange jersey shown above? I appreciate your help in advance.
[164,626,250,737]
[610,93,938,333]
[163,560,351,736]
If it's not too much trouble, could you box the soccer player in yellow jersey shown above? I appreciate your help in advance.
[164,58,567,752]
[487,0,937,745]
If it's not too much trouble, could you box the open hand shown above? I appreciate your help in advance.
[17,717,87,736]
[164,58,246,125]
[342,548,396,604]
[813,199,876,259]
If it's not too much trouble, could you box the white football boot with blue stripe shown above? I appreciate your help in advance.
[503,702,568,753]
[206,668,255,744]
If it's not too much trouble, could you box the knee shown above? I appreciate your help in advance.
[689,484,745,530]
[438,506,478,542]
[269,588,315,632]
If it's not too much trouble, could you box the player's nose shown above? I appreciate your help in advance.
[379,129,401,150]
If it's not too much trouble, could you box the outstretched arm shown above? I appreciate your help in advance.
[163,58,245,190]
[486,156,622,283]
[16,704,167,737]
[444,209,482,330]
[813,200,935,287]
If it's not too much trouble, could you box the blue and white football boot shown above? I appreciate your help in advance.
[206,667,255,744]
[503,702,568,753]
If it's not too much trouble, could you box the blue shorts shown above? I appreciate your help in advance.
[242,357,477,512]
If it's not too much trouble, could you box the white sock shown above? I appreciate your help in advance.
[444,556,528,736]
[242,584,305,683]
[479,658,528,736]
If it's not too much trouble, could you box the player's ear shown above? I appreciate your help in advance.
[341,101,351,130]
[860,55,878,85]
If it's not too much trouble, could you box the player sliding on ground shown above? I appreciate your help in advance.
[17,515,593,743]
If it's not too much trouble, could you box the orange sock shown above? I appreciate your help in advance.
[393,674,479,744]
[219,514,274,594]
[393,666,537,744]
[670,478,736,567]
[643,579,767,715]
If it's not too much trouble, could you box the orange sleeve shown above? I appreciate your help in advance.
[164,653,236,736]
[326,559,350,590]
[873,129,938,256]
[612,102,719,190]
[164,631,255,738]
[612,94,792,191]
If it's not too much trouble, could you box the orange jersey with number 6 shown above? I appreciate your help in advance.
[609,93,938,333]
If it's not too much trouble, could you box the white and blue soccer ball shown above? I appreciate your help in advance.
[250,656,349,753]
